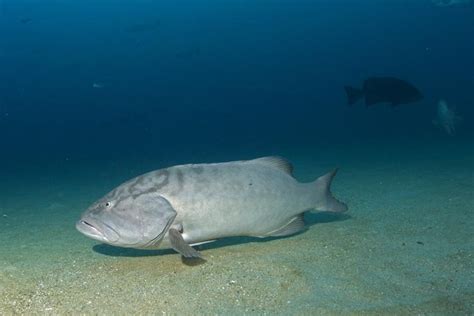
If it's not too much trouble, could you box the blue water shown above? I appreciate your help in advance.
[0,0,473,314]
[1,1,472,167]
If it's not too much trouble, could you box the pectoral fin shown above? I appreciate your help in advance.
[168,228,202,258]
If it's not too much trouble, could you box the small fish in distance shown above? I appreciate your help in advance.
[432,99,462,136]
[431,0,472,7]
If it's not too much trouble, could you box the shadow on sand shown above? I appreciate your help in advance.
[92,211,351,263]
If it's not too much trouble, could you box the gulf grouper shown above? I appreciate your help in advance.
[345,76,423,107]
[76,157,348,259]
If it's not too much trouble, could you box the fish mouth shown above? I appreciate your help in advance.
[76,219,120,243]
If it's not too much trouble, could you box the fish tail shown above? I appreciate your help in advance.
[311,169,348,213]
[344,86,364,105]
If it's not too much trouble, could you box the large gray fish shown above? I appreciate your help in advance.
[76,157,347,258]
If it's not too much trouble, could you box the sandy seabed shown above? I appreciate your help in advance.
[0,140,472,315]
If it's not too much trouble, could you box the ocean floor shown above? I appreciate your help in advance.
[0,140,472,314]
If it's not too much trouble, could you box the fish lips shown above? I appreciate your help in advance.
[76,218,120,243]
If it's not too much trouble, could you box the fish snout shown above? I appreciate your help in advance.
[76,218,120,243]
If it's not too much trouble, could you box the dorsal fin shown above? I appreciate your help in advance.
[248,156,293,175]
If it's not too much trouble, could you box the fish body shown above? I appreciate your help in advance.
[76,157,347,258]
[92,82,104,89]
[345,77,423,107]
[433,99,461,135]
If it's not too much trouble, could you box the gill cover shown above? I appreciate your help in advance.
[138,194,177,247]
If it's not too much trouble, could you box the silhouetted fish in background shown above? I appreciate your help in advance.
[20,17,33,24]
[345,77,423,107]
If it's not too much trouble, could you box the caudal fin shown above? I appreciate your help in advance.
[344,86,364,105]
[312,169,348,213]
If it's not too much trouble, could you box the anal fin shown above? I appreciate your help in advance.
[265,214,306,237]
[169,228,202,258]
[190,240,216,247]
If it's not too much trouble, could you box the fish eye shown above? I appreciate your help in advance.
[105,202,112,208]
